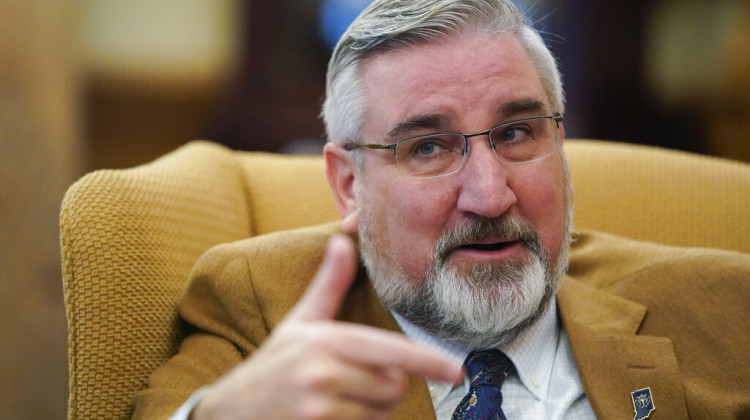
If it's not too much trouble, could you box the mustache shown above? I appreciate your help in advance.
[434,216,545,264]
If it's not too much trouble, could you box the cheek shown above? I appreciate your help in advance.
[512,161,568,263]
[392,187,455,226]
[361,174,459,275]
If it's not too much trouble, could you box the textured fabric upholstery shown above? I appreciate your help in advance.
[60,139,750,419]
[237,151,339,235]
[566,140,750,252]
[59,142,256,420]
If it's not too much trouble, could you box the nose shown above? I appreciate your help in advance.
[455,138,517,218]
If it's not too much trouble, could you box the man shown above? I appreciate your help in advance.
[134,1,750,419]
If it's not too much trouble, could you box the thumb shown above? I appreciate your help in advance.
[288,234,358,321]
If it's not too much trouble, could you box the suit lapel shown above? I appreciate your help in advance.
[332,263,690,419]
[337,272,437,420]
[557,277,688,419]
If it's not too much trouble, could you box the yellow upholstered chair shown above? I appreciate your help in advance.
[60,140,750,419]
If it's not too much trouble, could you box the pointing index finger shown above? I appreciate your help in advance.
[288,234,358,321]
[335,325,465,384]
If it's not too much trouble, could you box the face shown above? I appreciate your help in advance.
[326,30,571,348]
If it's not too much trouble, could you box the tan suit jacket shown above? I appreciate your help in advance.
[133,222,750,419]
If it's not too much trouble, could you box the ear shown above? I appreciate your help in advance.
[324,143,359,234]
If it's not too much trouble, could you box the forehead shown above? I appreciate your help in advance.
[360,31,549,136]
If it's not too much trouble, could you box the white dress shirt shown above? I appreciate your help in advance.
[393,298,595,419]
[171,299,595,420]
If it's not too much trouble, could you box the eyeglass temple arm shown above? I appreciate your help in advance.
[343,142,396,151]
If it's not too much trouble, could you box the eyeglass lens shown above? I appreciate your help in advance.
[394,117,559,178]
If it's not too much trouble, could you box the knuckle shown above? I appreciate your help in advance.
[299,398,339,420]
[299,323,336,352]
[382,368,408,400]
[296,363,338,393]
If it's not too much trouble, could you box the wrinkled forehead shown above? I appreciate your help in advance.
[358,31,550,137]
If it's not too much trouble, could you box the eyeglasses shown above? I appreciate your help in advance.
[344,115,563,179]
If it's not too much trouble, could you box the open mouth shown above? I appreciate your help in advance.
[456,241,521,251]
[441,240,524,265]
[456,240,520,252]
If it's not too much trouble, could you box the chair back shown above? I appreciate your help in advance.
[60,139,750,419]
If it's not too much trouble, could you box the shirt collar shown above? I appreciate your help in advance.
[393,298,559,401]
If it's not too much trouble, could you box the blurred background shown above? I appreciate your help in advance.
[1,0,749,418]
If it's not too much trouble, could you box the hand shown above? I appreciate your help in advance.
[191,235,463,420]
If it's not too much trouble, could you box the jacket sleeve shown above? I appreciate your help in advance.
[131,224,335,419]
[131,242,269,420]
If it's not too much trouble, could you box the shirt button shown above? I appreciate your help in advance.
[531,375,540,387]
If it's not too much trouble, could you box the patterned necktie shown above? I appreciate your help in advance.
[452,349,513,420]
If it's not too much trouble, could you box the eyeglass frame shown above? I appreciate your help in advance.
[343,114,564,179]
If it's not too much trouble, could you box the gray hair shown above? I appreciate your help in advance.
[321,0,565,150]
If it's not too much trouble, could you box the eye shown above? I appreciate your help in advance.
[396,135,462,164]
[500,125,529,142]
[415,140,439,156]
[408,137,454,158]
[490,120,537,147]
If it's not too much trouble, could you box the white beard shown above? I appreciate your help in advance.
[427,241,552,348]
[359,213,569,349]
[356,152,574,349]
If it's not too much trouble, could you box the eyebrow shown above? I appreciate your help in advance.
[498,99,548,117]
[386,98,550,141]
[387,114,449,140]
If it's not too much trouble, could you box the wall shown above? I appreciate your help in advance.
[0,0,241,418]
[0,1,79,418]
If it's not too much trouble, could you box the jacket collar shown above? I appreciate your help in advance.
[557,276,688,419]
[337,268,688,419]
[337,271,438,419]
